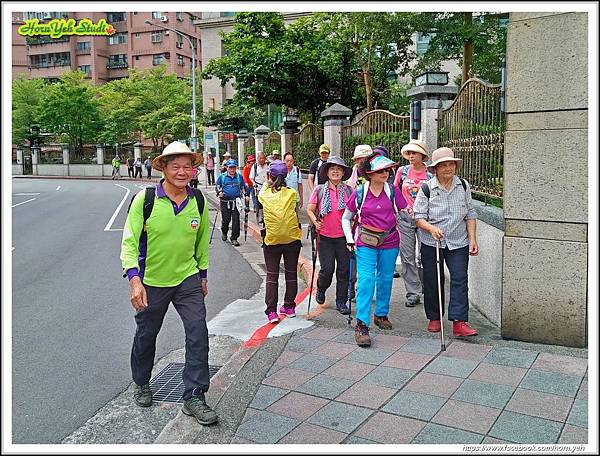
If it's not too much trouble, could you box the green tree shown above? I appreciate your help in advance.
[12,76,46,145]
[36,71,103,156]
[97,76,139,146]
[413,12,507,85]
[202,96,265,131]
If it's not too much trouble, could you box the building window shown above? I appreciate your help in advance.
[25,11,68,21]
[106,12,125,22]
[152,12,162,19]
[415,32,434,57]
[177,54,184,66]
[30,52,71,68]
[135,55,140,60]
[78,65,91,74]
[176,12,184,21]
[221,12,235,17]
[76,41,91,51]
[134,33,140,38]
[151,31,163,43]
[107,54,128,69]
[108,32,127,45]
[153,54,166,65]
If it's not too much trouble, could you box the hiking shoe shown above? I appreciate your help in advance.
[221,233,227,241]
[267,312,280,324]
[315,289,326,305]
[453,321,478,337]
[405,296,419,307]
[279,306,296,318]
[374,315,393,330]
[133,383,153,407]
[393,272,400,278]
[231,239,240,246]
[427,319,441,333]
[355,320,371,347]
[336,302,351,315]
[182,393,218,425]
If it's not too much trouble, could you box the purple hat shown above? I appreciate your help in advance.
[269,159,288,178]
[373,145,389,158]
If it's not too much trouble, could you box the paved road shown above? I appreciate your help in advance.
[11,178,261,444]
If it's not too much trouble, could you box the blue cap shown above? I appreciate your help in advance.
[225,159,238,168]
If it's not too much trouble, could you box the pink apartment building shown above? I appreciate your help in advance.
[12,11,202,83]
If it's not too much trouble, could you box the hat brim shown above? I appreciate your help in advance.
[427,157,463,170]
[352,152,371,160]
[401,144,429,161]
[366,163,398,174]
[319,162,352,182]
[152,152,203,172]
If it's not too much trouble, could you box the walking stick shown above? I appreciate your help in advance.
[209,203,220,244]
[306,226,319,317]
[435,240,446,351]
[244,202,249,242]
[345,251,355,326]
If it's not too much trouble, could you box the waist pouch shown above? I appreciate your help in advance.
[358,224,395,247]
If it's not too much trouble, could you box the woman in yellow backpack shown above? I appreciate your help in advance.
[258,160,302,323]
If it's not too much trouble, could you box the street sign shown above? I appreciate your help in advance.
[218,132,236,143]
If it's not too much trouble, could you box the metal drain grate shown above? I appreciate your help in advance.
[149,363,222,404]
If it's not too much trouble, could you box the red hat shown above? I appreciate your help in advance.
[247,154,256,162]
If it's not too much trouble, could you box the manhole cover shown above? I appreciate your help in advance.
[149,362,222,404]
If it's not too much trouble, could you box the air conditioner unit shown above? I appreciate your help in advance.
[176,42,183,49]
[43,12,52,19]
[160,15,168,22]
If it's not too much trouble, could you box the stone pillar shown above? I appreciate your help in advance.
[134,142,143,161]
[237,129,248,165]
[96,144,105,165]
[31,145,40,175]
[17,145,24,165]
[406,85,458,151]
[321,103,352,156]
[254,124,270,154]
[502,12,587,347]
[62,144,70,165]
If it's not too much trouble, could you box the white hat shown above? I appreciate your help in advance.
[401,139,429,160]
[151,141,202,172]
[352,144,373,160]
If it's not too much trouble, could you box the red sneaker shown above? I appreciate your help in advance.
[453,321,478,337]
[427,320,441,333]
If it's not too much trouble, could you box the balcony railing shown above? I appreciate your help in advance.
[29,61,72,69]
[106,61,128,69]
[26,36,70,45]
[76,48,91,55]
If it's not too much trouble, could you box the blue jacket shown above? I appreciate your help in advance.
[216,171,245,200]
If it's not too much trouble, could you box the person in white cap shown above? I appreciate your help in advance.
[346,144,372,189]
[393,139,433,307]
[120,141,218,425]
[220,152,232,173]
[413,147,479,338]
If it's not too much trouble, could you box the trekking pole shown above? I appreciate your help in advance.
[435,240,446,351]
[306,226,319,318]
[209,203,220,244]
[346,251,355,326]
[244,202,249,242]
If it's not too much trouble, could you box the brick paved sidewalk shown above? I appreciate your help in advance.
[231,328,588,445]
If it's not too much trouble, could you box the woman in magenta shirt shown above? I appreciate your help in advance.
[342,153,408,347]
[307,156,353,315]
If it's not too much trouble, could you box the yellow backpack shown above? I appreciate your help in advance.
[258,186,302,246]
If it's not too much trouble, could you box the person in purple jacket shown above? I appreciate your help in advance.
[342,153,408,347]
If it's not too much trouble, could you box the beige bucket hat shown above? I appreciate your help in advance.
[427,147,463,169]
[352,144,373,160]
[151,141,202,172]
[401,139,429,161]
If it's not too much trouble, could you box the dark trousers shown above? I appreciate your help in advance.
[421,243,470,322]
[131,273,209,400]
[146,167,152,178]
[263,240,302,314]
[134,167,142,178]
[128,166,134,177]
[317,235,350,305]
[207,169,215,185]
[220,199,240,240]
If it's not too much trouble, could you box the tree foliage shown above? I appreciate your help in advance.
[413,12,507,85]
[36,71,103,154]
[202,96,266,131]
[12,75,46,145]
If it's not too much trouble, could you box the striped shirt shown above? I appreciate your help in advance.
[413,175,477,250]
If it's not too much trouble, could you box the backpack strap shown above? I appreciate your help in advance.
[421,178,467,198]
[190,187,205,216]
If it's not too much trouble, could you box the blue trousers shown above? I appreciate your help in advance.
[355,246,399,327]
[420,243,470,322]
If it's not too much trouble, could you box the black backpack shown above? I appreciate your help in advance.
[126,186,205,229]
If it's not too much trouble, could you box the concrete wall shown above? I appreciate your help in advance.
[502,12,588,347]
[13,165,23,175]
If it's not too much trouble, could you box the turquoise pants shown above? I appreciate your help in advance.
[355,246,399,327]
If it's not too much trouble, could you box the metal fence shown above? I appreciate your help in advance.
[291,123,324,169]
[264,131,281,154]
[438,78,505,200]
[340,110,410,166]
